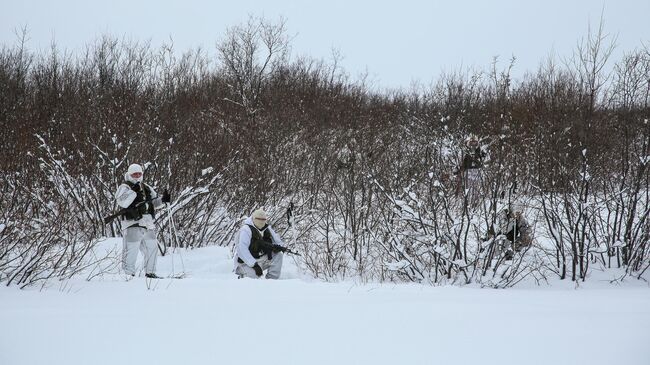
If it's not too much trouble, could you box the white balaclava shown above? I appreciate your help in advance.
[252,209,268,230]
[125,163,144,184]
[511,202,525,218]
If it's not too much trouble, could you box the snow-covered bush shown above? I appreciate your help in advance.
[1,20,649,287]
[0,172,101,288]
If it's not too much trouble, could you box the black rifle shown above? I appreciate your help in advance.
[103,198,156,224]
[254,239,301,256]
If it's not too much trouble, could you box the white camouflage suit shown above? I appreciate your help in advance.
[115,165,164,276]
[494,205,532,253]
[234,213,285,279]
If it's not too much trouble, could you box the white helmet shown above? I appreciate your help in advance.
[125,163,143,184]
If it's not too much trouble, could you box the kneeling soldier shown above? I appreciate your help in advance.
[234,209,285,279]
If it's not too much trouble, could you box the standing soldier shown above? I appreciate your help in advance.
[115,163,170,278]
[458,134,487,202]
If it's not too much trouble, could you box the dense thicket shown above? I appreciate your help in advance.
[1,19,649,287]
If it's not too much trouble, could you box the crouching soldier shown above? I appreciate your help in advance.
[115,163,170,278]
[234,209,285,279]
[488,203,533,260]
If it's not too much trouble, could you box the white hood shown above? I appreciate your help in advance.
[125,163,143,184]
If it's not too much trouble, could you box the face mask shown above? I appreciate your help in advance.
[130,173,143,183]
[254,218,266,230]
[125,172,143,184]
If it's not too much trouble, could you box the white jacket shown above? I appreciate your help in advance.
[234,216,284,267]
[495,209,530,240]
[114,182,164,231]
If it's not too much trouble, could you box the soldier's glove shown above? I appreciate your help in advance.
[252,263,263,277]
[161,189,171,203]
[131,182,141,192]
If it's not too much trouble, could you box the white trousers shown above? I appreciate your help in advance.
[235,252,283,279]
[463,169,483,205]
[122,226,158,275]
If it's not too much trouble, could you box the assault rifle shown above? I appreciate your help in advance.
[103,198,156,225]
[255,239,301,256]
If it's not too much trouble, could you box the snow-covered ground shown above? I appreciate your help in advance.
[1,238,649,365]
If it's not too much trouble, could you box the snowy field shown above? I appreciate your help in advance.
[1,238,649,365]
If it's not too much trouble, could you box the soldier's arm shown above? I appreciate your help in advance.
[237,226,257,267]
[268,226,285,247]
[145,184,164,209]
[115,184,136,208]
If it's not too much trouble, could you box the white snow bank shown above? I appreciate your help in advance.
[0,239,648,365]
